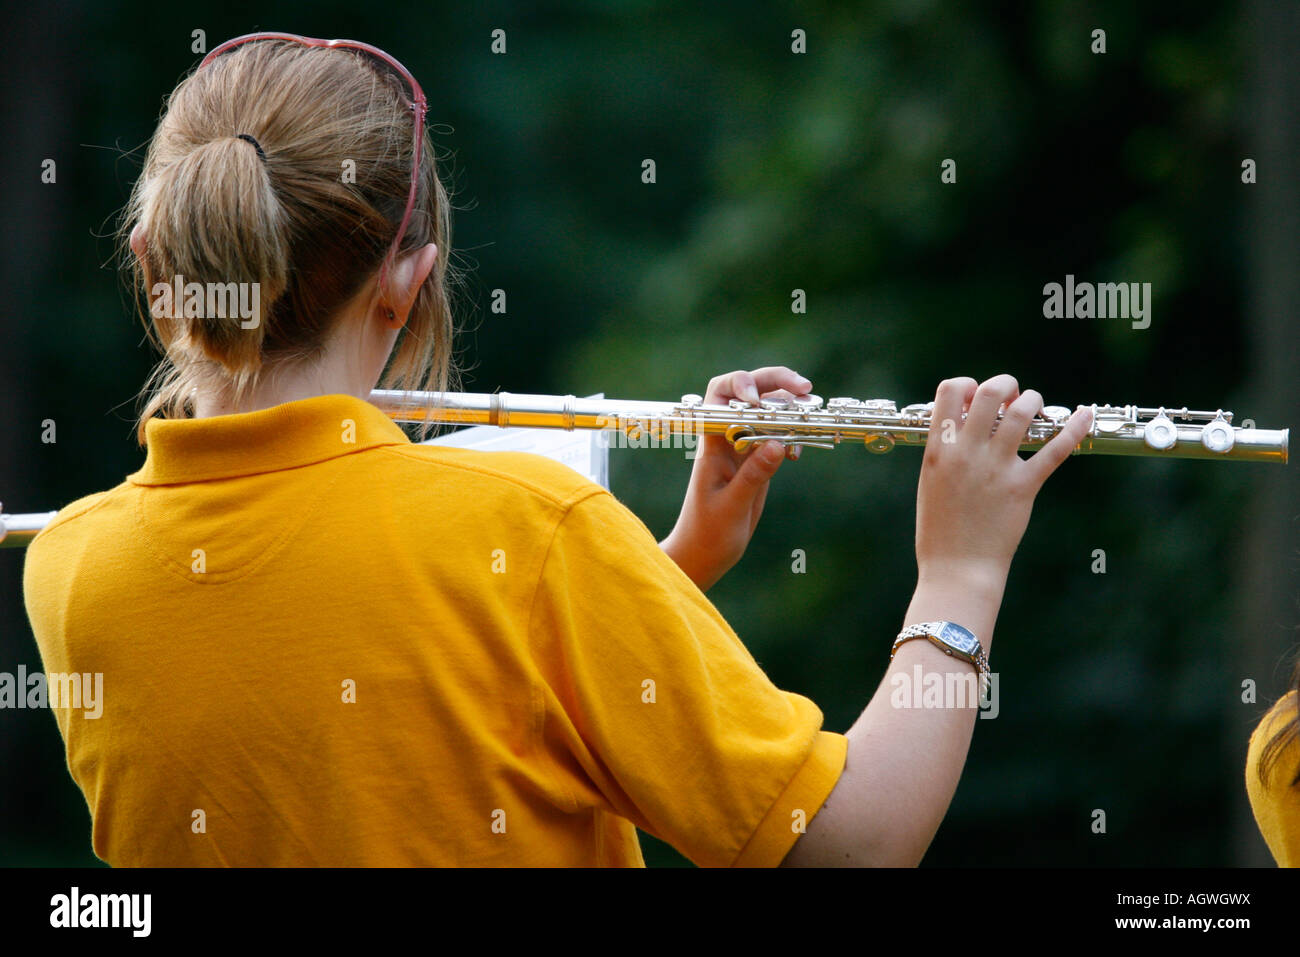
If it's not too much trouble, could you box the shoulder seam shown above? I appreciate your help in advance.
[522,489,616,815]
[379,444,607,510]
[28,489,119,547]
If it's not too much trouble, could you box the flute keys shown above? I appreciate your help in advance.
[827,398,898,414]
[1200,418,1235,454]
[793,395,824,411]
[680,393,703,407]
[861,400,898,413]
[1041,406,1072,424]
[726,425,757,449]
[760,399,792,411]
[1096,414,1127,434]
[1143,414,1178,451]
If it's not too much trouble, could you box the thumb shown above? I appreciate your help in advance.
[728,440,786,497]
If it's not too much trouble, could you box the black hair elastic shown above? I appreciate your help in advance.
[236,133,267,161]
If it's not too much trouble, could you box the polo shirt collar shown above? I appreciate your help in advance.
[129,394,411,486]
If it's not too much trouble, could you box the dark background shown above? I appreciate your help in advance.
[1,0,1296,866]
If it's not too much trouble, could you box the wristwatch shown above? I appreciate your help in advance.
[891,620,991,693]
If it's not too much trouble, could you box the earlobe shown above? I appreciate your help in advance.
[129,224,146,259]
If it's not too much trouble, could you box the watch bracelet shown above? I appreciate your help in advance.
[891,621,992,690]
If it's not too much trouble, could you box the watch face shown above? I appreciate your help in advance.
[940,622,978,654]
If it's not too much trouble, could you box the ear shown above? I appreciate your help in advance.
[129,223,158,290]
[129,224,146,259]
[382,243,438,328]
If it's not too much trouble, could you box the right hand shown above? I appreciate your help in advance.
[914,374,1093,586]
[660,366,814,591]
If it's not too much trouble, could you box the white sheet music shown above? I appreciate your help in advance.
[420,393,610,490]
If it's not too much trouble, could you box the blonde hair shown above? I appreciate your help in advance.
[120,38,457,444]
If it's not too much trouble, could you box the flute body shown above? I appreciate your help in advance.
[0,390,1287,549]
[371,389,1290,464]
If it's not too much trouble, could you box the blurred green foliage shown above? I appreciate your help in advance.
[1,0,1293,867]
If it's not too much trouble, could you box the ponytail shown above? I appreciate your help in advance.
[139,135,288,386]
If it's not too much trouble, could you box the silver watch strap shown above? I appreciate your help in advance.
[891,620,991,688]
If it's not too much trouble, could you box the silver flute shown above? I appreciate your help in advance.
[0,390,1288,549]
[371,389,1289,461]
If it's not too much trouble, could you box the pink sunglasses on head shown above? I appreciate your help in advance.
[199,32,429,293]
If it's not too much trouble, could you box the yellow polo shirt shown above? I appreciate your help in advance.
[23,393,846,866]
[1246,691,1300,866]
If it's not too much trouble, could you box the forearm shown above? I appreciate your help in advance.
[784,567,1006,866]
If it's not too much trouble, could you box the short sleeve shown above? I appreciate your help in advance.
[528,489,847,867]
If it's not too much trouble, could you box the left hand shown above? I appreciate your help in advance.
[659,366,813,590]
